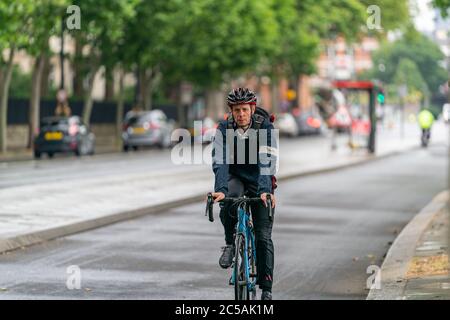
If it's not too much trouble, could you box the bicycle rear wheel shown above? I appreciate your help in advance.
[234,234,249,300]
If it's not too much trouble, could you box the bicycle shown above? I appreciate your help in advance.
[421,128,431,147]
[205,192,273,300]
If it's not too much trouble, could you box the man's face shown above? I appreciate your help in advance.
[231,104,255,128]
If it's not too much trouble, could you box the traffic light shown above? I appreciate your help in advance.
[377,91,385,105]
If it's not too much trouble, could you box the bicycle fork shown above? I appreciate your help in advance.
[230,225,257,292]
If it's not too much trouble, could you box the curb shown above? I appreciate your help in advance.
[0,144,421,254]
[0,154,33,163]
[0,147,122,163]
[366,190,449,300]
[0,195,206,253]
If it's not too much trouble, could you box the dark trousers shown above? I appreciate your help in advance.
[219,175,275,291]
[422,128,431,139]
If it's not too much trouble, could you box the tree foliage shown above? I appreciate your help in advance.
[433,0,450,17]
[367,33,447,96]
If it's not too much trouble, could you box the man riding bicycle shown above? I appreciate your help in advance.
[211,87,278,300]
[418,108,434,147]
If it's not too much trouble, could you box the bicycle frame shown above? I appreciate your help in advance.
[230,204,257,293]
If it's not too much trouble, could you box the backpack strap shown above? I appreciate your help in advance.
[226,113,234,129]
[252,114,265,130]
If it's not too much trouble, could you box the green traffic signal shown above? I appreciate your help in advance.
[377,92,385,104]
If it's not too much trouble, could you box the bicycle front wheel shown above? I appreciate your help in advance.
[234,234,249,300]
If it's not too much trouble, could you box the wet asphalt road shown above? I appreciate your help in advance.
[0,143,447,300]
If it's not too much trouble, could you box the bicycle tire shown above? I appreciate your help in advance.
[234,234,248,300]
[247,233,257,300]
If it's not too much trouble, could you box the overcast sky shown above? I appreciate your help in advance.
[413,0,436,33]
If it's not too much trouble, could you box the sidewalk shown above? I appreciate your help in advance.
[403,204,449,299]
[0,148,33,162]
[367,191,449,300]
[0,122,447,254]
[0,145,119,163]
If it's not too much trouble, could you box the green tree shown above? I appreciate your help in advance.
[121,0,182,111]
[433,0,450,16]
[70,0,138,125]
[392,58,429,105]
[367,33,447,98]
[361,0,410,33]
[0,0,35,153]
[26,0,68,148]
[267,0,410,111]
[172,0,278,87]
[165,0,279,123]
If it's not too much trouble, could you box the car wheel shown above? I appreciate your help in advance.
[47,152,54,158]
[157,138,168,149]
[132,146,139,151]
[123,144,129,152]
[34,151,41,159]
[162,135,172,148]
[74,145,81,156]
[76,140,89,156]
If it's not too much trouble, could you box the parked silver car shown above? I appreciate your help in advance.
[274,113,299,137]
[122,110,175,151]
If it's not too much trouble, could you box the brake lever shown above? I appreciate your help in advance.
[205,193,210,217]
[266,194,273,221]
[206,193,214,222]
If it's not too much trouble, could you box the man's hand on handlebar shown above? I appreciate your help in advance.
[260,193,276,209]
[211,192,225,203]
[209,192,275,208]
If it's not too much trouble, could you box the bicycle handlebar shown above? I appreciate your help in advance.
[219,197,262,203]
[205,193,273,222]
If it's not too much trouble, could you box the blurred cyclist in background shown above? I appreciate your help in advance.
[418,108,434,147]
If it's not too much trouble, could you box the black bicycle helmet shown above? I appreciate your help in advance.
[226,87,257,107]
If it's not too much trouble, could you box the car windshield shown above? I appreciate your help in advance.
[40,118,69,130]
[126,112,164,126]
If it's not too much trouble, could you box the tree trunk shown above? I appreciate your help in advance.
[73,36,84,99]
[145,81,153,111]
[143,67,161,111]
[28,54,46,148]
[134,66,140,108]
[82,66,99,125]
[176,82,186,127]
[0,46,16,153]
[296,75,302,110]
[40,55,50,98]
[143,68,153,111]
[104,67,114,101]
[134,66,146,110]
[0,64,3,90]
[115,68,125,150]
